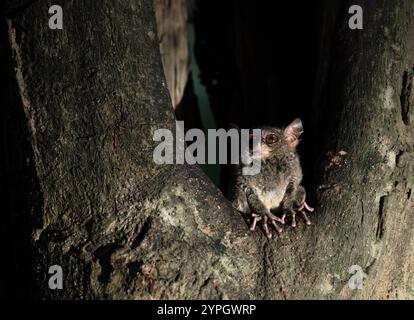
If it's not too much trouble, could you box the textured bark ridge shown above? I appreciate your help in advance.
[1,0,414,299]
[281,0,414,299]
[3,0,259,299]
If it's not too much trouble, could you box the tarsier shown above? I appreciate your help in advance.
[230,119,314,239]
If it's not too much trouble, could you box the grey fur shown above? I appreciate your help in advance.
[229,119,313,238]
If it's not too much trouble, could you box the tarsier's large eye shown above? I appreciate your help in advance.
[265,133,278,145]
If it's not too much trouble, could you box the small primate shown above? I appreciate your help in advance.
[230,118,314,239]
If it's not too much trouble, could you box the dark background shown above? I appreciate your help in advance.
[177,0,323,194]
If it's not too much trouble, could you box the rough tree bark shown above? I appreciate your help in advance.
[1,0,413,300]
[1,0,259,299]
[262,0,414,299]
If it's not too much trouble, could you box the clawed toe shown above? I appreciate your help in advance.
[249,203,314,237]
[250,214,262,231]
[285,203,315,227]
[300,210,312,225]
[303,202,314,224]
[271,219,283,234]
[297,202,315,225]
[298,201,314,213]
[249,212,284,238]
[263,216,272,239]
[284,208,297,228]
[267,213,284,235]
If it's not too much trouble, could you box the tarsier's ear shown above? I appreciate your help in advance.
[284,118,303,148]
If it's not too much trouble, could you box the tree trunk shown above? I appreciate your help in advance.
[1,0,413,300]
[1,0,260,300]
[260,0,414,299]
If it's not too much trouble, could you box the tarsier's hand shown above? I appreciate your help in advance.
[285,201,314,228]
[297,201,315,225]
[249,211,285,239]
[285,185,315,228]
[249,201,315,239]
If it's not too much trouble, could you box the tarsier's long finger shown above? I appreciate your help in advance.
[263,216,272,239]
[291,211,297,228]
[273,216,285,224]
[250,214,262,231]
[300,210,312,225]
[299,202,314,213]
[267,211,285,224]
[250,219,257,231]
[271,219,283,233]
[303,202,314,212]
